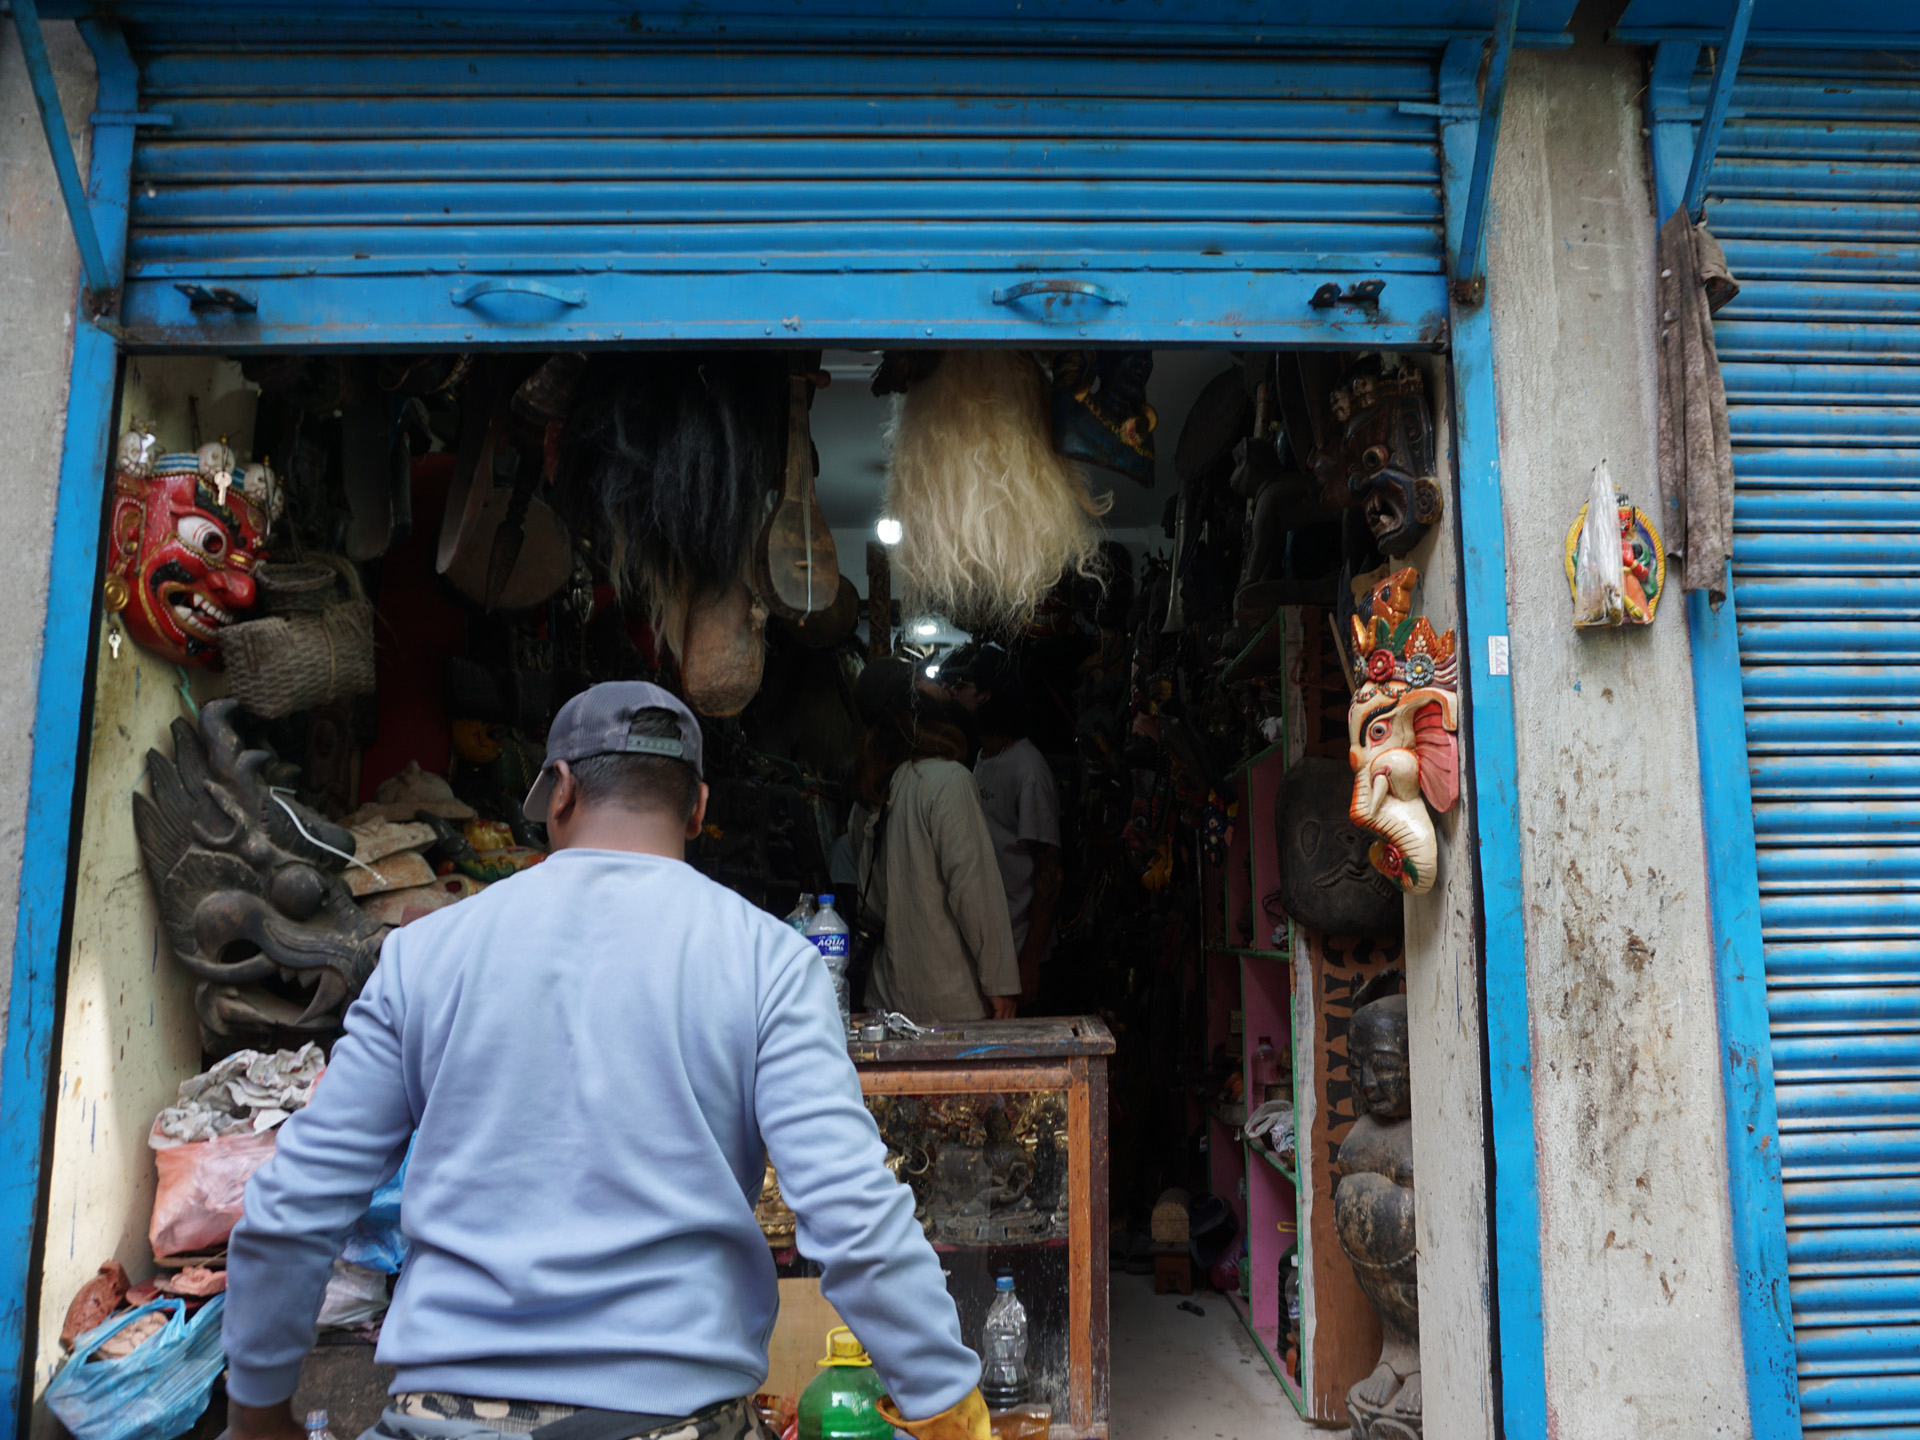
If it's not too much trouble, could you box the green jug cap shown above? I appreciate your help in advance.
[819,1325,875,1367]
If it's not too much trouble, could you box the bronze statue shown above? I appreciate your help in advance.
[133,698,387,1048]
[1334,973,1419,1439]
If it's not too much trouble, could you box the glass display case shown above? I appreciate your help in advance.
[761,1018,1113,1439]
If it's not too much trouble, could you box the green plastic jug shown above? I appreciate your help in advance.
[797,1326,894,1440]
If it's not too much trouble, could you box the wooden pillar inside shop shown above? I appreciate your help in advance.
[866,540,892,662]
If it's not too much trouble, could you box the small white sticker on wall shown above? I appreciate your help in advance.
[1489,636,1510,675]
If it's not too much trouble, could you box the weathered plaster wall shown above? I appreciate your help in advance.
[1488,35,1751,1440]
[0,21,94,1030]
[1402,357,1497,1440]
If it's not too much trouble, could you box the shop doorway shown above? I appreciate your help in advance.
[33,338,1458,1440]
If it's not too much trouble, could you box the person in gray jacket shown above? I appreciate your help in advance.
[224,683,993,1440]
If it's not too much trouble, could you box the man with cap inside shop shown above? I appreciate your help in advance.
[223,682,992,1440]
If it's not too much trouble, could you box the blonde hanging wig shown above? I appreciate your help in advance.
[884,351,1111,633]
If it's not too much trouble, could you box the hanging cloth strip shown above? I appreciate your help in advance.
[1655,209,1741,604]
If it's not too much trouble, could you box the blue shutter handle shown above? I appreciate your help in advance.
[991,279,1129,308]
[449,278,588,308]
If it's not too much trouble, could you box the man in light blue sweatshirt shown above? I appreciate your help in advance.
[225,682,991,1440]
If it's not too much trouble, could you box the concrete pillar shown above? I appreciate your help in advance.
[0,20,95,1032]
[1488,29,1753,1440]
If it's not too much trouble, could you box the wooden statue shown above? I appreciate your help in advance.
[1314,357,1444,558]
[133,699,385,1047]
[1275,757,1404,939]
[866,540,893,664]
[1334,974,1419,1440]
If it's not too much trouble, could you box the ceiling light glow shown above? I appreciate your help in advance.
[876,517,903,545]
[913,620,939,637]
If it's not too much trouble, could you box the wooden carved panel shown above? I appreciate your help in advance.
[1302,926,1402,1422]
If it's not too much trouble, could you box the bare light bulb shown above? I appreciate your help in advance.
[876,517,903,545]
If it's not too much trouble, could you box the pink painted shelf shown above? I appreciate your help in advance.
[1200,633,1300,1418]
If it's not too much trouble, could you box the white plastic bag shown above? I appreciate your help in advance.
[316,1259,390,1330]
[1241,1099,1296,1169]
[1572,460,1626,628]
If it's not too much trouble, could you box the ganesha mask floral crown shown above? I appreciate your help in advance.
[1347,568,1459,896]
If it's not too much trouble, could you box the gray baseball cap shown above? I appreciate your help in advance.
[522,681,704,822]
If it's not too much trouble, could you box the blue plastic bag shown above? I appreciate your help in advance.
[45,1295,227,1440]
[340,1145,410,1273]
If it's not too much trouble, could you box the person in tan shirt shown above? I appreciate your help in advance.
[850,677,1020,1024]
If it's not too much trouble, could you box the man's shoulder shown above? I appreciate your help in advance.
[911,756,977,792]
[1008,737,1049,767]
[391,852,808,968]
[980,739,1051,788]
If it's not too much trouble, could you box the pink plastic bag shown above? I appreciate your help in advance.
[149,1129,277,1259]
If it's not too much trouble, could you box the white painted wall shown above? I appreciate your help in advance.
[29,634,214,1431]
[1488,35,1752,1440]
[28,359,256,1430]
[0,21,93,1029]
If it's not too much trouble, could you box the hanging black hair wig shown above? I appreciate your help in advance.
[560,351,787,610]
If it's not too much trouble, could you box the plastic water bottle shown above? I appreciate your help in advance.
[785,894,817,933]
[806,894,851,1024]
[305,1413,338,1440]
[980,1274,1032,1409]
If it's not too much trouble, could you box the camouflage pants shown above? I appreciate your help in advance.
[366,1391,778,1440]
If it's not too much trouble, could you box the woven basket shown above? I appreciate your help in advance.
[255,561,345,616]
[222,601,376,719]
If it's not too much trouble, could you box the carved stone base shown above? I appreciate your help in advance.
[1347,1382,1421,1440]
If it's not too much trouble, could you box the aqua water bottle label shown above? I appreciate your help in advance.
[812,934,849,959]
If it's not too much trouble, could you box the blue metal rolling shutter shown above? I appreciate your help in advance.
[1707,49,1920,1438]
[111,42,1451,348]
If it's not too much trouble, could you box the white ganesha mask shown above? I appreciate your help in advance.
[1348,569,1459,895]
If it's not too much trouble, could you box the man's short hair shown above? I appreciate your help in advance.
[973,690,1030,740]
[565,708,701,821]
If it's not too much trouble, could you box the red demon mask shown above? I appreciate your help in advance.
[106,433,274,667]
